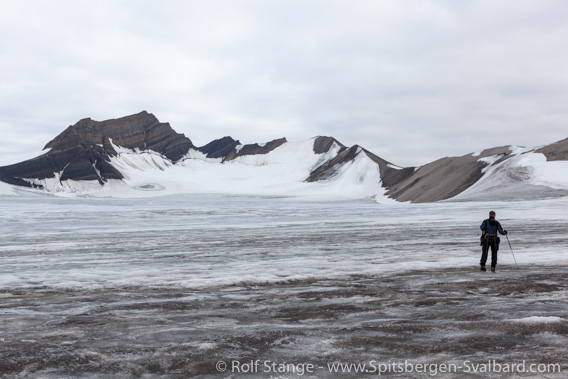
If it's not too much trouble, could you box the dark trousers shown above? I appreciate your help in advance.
[480,237,498,267]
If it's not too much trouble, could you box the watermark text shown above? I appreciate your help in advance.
[216,359,562,376]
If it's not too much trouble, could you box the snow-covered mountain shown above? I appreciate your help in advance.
[1,111,567,202]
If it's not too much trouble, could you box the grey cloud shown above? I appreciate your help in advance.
[1,0,568,167]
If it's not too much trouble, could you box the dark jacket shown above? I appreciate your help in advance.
[480,217,506,235]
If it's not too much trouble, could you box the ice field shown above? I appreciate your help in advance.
[1,192,567,377]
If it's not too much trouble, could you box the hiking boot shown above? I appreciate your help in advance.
[480,266,487,272]
[491,266,496,272]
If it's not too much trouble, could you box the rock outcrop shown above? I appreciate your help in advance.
[312,136,345,154]
[197,137,240,159]
[535,137,568,161]
[223,138,287,162]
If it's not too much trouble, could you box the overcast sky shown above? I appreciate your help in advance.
[1,0,567,167]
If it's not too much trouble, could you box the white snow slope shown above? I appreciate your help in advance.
[454,146,568,201]
[19,138,395,202]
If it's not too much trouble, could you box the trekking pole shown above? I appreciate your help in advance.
[505,234,518,267]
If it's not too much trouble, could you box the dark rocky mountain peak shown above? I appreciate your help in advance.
[45,111,194,162]
[223,138,287,162]
[312,136,345,154]
[197,136,240,159]
[0,111,195,187]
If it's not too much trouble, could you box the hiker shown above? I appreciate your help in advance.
[480,211,507,272]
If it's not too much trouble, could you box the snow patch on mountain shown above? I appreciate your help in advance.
[478,154,503,172]
[310,149,393,202]
[178,148,212,162]
[517,153,568,189]
[387,163,403,170]
[21,176,114,195]
[311,141,343,172]
[453,149,568,201]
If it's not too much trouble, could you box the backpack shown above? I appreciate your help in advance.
[480,219,501,246]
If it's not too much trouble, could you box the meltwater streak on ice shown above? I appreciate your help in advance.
[1,193,567,290]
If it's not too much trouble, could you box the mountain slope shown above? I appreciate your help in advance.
[385,146,511,203]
